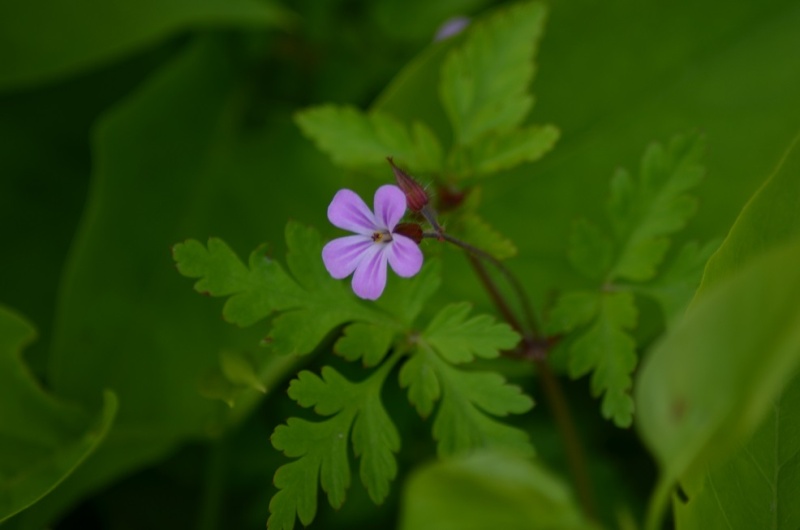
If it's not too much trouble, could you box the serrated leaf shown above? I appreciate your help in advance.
[432,359,534,456]
[439,1,547,145]
[335,323,395,367]
[377,260,442,327]
[635,240,720,327]
[466,124,559,176]
[399,349,441,418]
[174,221,392,355]
[0,307,117,522]
[400,451,595,530]
[269,363,400,529]
[547,291,601,334]
[294,104,443,172]
[450,213,518,260]
[608,134,705,282]
[333,260,442,367]
[402,335,534,457]
[567,292,637,427]
[423,303,520,363]
[270,414,352,529]
[568,219,613,280]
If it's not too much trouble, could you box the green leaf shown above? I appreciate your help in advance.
[568,219,613,281]
[634,239,720,327]
[567,292,637,427]
[465,125,560,176]
[667,136,800,530]
[609,134,705,282]
[635,241,800,530]
[546,291,600,334]
[432,361,534,456]
[449,213,518,260]
[402,307,534,457]
[269,363,400,529]
[294,104,443,172]
[699,135,800,291]
[398,350,441,418]
[0,0,291,90]
[439,1,547,145]
[400,451,595,530]
[175,221,391,355]
[674,374,800,530]
[0,307,117,522]
[423,303,521,364]
[335,323,395,367]
[377,260,442,327]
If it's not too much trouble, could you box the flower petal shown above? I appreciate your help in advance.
[322,235,372,279]
[351,244,389,300]
[328,189,376,235]
[373,184,407,230]
[387,235,423,278]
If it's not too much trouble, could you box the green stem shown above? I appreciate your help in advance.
[423,231,540,336]
[197,438,228,530]
[645,478,672,530]
[430,230,598,521]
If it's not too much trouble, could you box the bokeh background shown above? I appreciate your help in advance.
[1,0,799,528]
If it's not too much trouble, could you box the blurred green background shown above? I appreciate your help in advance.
[1,0,799,528]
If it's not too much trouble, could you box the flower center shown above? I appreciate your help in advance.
[371,230,392,243]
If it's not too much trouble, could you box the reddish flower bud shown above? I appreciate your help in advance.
[387,157,429,212]
[392,222,423,244]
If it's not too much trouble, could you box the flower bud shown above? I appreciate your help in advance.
[393,222,423,244]
[387,157,429,212]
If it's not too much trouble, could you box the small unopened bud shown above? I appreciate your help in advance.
[387,157,429,212]
[393,222,423,244]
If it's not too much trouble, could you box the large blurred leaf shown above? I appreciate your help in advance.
[635,241,800,529]
[673,376,800,529]
[6,36,322,528]
[399,451,594,530]
[0,0,290,90]
[0,306,116,522]
[669,136,800,529]
[699,135,800,291]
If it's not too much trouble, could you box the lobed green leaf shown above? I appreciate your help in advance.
[609,134,705,282]
[423,302,521,363]
[439,1,547,146]
[567,292,637,427]
[270,363,399,529]
[294,105,443,172]
[401,300,533,456]
[175,221,391,355]
[465,125,559,176]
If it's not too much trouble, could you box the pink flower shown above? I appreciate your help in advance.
[322,185,424,300]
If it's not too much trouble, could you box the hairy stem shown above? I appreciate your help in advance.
[430,231,597,521]
[423,232,540,336]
